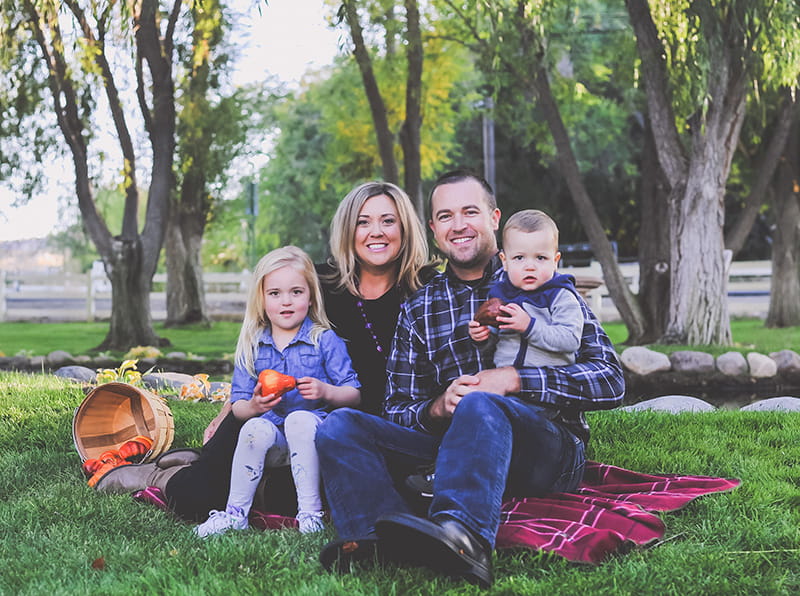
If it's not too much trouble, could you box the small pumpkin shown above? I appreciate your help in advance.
[118,438,150,461]
[258,369,297,398]
[87,460,131,488]
[98,449,122,464]
[81,458,102,479]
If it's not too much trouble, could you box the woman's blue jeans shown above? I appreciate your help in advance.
[316,392,585,548]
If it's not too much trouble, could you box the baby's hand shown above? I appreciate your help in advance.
[296,377,327,401]
[468,319,491,343]
[497,303,531,333]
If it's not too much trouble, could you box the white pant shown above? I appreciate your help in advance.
[227,410,323,517]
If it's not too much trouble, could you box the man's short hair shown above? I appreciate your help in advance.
[428,169,497,217]
[503,209,560,247]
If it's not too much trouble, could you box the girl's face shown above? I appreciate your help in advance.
[354,194,403,272]
[261,265,310,335]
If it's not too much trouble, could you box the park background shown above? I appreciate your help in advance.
[1,0,799,355]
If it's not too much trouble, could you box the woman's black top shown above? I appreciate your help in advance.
[316,263,404,416]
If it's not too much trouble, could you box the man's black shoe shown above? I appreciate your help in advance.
[320,535,384,573]
[375,512,493,588]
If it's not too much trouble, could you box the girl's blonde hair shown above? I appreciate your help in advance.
[326,181,433,296]
[235,245,331,377]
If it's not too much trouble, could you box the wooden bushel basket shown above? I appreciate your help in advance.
[72,382,174,463]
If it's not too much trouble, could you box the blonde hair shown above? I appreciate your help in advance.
[326,181,432,296]
[503,209,560,248]
[235,246,331,377]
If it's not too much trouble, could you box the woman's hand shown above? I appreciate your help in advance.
[203,399,231,444]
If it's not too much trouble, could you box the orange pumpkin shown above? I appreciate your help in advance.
[98,449,122,464]
[87,460,131,488]
[258,369,296,398]
[131,435,154,450]
[81,458,102,479]
[118,438,150,461]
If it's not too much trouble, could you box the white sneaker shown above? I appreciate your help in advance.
[296,511,325,534]
[194,507,248,538]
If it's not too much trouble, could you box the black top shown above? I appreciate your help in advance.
[316,263,404,415]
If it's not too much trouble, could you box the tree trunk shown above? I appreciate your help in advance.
[165,177,209,327]
[400,0,424,217]
[97,238,166,350]
[766,117,800,327]
[636,120,670,343]
[342,0,399,183]
[725,90,796,257]
[662,142,733,345]
[531,64,647,343]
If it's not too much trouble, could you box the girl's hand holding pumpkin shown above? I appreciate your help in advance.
[296,377,327,401]
[249,385,283,414]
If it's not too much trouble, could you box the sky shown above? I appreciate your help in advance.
[0,0,341,243]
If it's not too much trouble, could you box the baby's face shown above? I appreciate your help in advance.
[500,228,560,291]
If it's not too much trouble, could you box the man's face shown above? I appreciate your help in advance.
[429,179,501,280]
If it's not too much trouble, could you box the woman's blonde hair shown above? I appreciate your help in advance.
[235,245,331,377]
[326,181,432,296]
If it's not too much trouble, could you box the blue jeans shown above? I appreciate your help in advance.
[316,392,585,548]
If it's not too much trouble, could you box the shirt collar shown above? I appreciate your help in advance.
[443,253,503,287]
[258,316,315,348]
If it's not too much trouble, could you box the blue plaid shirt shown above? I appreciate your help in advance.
[383,255,624,444]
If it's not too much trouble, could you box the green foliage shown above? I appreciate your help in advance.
[2,372,799,594]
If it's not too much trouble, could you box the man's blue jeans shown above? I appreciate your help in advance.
[316,392,585,548]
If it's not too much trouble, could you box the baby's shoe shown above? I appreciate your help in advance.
[297,511,325,534]
[194,505,248,538]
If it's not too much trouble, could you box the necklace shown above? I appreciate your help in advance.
[355,296,384,354]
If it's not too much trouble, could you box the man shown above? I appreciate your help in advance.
[316,170,624,588]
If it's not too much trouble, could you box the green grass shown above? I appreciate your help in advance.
[2,371,799,594]
[603,318,800,356]
[0,321,241,359]
[2,319,799,361]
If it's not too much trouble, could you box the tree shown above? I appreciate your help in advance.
[165,2,266,327]
[336,0,427,214]
[626,0,800,345]
[439,0,648,343]
[1,0,179,350]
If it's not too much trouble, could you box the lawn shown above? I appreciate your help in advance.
[1,319,799,362]
[1,371,798,595]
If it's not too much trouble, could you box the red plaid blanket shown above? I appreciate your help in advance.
[495,461,740,563]
[136,460,739,564]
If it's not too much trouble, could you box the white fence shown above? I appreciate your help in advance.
[0,261,773,323]
[0,270,251,322]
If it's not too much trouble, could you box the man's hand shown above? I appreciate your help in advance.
[473,366,521,396]
[427,374,481,419]
[496,303,532,334]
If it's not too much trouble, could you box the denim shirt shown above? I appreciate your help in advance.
[230,317,360,427]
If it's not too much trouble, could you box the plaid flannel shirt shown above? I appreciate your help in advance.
[383,255,625,444]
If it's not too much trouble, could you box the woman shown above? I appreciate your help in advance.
[95,181,436,521]
[317,181,436,414]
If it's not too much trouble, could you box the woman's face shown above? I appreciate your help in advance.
[354,194,403,272]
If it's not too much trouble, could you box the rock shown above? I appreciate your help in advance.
[165,351,188,359]
[620,347,671,375]
[621,395,716,413]
[46,350,74,365]
[74,355,92,363]
[746,352,777,378]
[30,355,45,368]
[740,396,800,412]
[768,349,800,375]
[54,365,97,383]
[669,351,716,374]
[143,372,196,393]
[716,352,748,377]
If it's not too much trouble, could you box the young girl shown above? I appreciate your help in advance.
[195,246,360,537]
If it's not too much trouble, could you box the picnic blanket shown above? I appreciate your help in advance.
[134,460,739,564]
